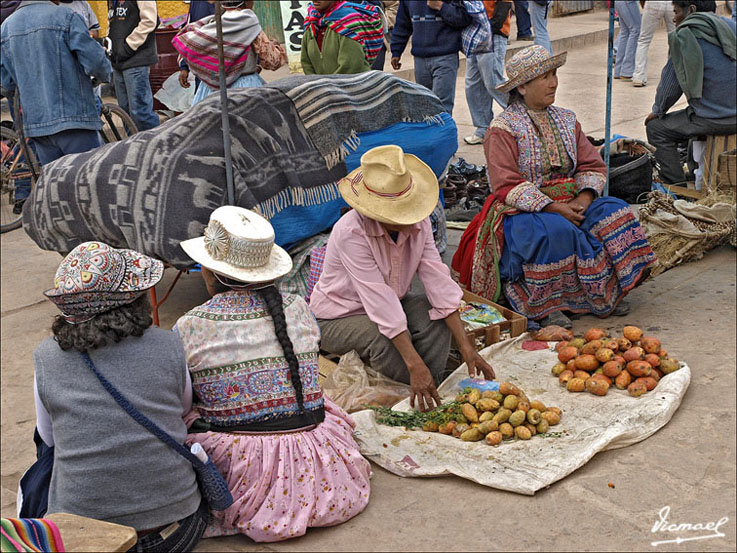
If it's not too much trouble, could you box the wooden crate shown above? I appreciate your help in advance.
[702,134,737,193]
[458,289,527,350]
[717,149,737,187]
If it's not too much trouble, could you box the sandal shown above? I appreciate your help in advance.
[609,300,630,317]
[539,311,573,329]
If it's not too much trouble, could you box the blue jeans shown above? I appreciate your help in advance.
[30,129,102,166]
[113,66,160,131]
[414,52,460,115]
[530,0,552,54]
[613,1,641,78]
[465,35,509,137]
[128,499,208,553]
[513,1,532,38]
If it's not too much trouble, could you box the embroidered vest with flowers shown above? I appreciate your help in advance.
[176,290,324,431]
[495,101,578,186]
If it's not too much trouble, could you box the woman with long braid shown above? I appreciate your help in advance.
[176,206,371,543]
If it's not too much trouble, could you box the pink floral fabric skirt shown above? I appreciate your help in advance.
[184,398,371,542]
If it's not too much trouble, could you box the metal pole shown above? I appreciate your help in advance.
[215,1,235,206]
[603,4,615,197]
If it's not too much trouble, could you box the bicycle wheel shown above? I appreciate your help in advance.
[99,103,138,144]
[1,126,38,233]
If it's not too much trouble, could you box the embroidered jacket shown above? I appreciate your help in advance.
[175,291,324,427]
[486,101,607,212]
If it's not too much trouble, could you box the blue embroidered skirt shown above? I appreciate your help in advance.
[499,197,656,320]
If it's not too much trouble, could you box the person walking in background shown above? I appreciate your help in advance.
[371,0,399,70]
[59,0,100,38]
[177,0,215,91]
[107,0,160,131]
[632,1,674,86]
[645,0,736,184]
[513,0,533,40]
[301,0,384,75]
[613,0,641,79]
[173,1,286,105]
[1,0,111,214]
[529,0,552,53]
[391,0,472,115]
[464,0,511,145]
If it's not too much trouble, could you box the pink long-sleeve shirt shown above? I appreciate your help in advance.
[309,210,463,339]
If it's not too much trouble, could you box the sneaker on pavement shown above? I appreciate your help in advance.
[619,76,633,82]
[632,80,646,87]
[464,135,484,145]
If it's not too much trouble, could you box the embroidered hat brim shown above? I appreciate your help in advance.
[496,51,568,93]
[338,153,439,226]
[43,247,164,319]
[180,236,293,284]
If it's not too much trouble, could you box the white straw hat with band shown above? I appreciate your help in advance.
[338,145,439,226]
[180,206,292,283]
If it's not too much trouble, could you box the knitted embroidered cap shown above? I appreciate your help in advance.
[496,45,567,93]
[44,242,164,323]
[180,206,293,284]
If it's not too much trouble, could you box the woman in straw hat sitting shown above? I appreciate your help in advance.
[177,207,370,543]
[310,145,495,412]
[30,242,206,552]
[452,46,656,329]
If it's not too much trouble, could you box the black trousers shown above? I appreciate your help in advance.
[646,107,736,184]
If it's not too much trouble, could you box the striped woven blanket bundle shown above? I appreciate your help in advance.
[304,1,384,63]
[24,73,457,269]
[266,71,448,169]
[1,518,65,552]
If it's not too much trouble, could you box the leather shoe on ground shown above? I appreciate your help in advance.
[12,199,26,215]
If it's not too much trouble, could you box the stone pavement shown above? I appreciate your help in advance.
[1,9,735,553]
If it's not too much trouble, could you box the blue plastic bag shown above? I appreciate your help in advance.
[457,378,500,392]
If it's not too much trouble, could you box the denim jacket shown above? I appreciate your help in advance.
[1,1,112,137]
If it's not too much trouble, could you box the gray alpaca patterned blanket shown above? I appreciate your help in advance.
[23,87,345,269]
[22,74,448,269]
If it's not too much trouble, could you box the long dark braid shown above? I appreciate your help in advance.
[258,286,308,416]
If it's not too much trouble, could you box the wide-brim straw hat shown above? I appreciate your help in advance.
[338,145,438,226]
[44,242,164,323]
[181,206,292,284]
[496,45,567,93]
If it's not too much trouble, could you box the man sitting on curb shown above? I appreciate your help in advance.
[644,0,736,185]
[310,145,495,412]
[390,0,472,115]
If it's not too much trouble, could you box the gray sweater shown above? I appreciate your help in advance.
[34,328,201,530]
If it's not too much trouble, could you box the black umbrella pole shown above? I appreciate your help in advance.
[215,1,235,206]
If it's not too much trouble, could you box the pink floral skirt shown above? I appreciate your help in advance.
[184,398,371,542]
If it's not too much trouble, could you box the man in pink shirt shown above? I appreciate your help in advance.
[310,145,494,411]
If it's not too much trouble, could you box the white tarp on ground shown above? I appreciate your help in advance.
[351,334,691,495]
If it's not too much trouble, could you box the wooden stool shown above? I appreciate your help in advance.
[702,134,737,194]
[44,513,137,552]
[664,134,737,200]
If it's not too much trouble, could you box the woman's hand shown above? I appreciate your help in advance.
[567,189,595,214]
[391,57,402,70]
[408,362,442,412]
[460,345,495,380]
[179,69,190,88]
[543,201,585,226]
